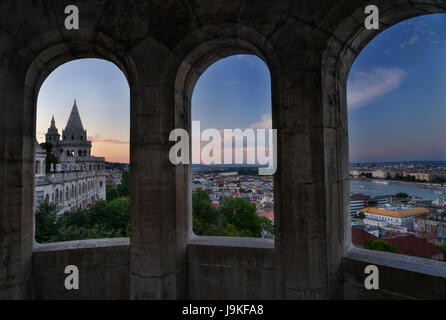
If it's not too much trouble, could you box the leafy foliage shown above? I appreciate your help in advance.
[395,192,409,199]
[116,170,130,197]
[35,197,130,243]
[105,169,129,201]
[40,142,59,172]
[432,176,446,184]
[363,239,400,253]
[35,202,59,243]
[192,187,274,238]
[106,186,120,201]
[35,170,131,243]
[356,212,366,220]
[438,243,446,261]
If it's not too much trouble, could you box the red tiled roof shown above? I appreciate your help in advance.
[351,227,378,247]
[257,211,274,219]
[350,194,370,201]
[387,236,442,258]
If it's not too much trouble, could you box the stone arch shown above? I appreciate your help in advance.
[125,23,284,300]
[174,27,281,230]
[321,3,446,251]
[21,37,135,247]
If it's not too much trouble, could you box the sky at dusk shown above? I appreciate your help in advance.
[37,59,130,163]
[37,13,446,164]
[348,13,446,163]
[192,55,272,130]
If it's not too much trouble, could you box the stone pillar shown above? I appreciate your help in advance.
[273,65,345,299]
[129,77,189,298]
[0,79,34,299]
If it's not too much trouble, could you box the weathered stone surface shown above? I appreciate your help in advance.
[0,0,445,300]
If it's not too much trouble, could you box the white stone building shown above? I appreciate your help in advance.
[360,206,429,230]
[34,100,106,214]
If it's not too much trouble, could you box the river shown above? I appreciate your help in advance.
[350,179,446,201]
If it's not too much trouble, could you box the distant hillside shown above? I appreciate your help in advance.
[105,162,129,171]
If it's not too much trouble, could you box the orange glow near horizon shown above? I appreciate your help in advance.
[91,141,129,164]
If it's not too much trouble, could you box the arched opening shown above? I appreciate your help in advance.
[34,58,130,244]
[190,54,274,239]
[346,14,446,261]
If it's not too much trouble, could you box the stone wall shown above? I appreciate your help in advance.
[32,239,129,300]
[1,0,446,300]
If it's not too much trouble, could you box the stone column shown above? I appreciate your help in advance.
[273,60,346,299]
[0,79,34,299]
[129,39,190,298]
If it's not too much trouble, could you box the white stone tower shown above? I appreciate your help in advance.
[59,99,92,158]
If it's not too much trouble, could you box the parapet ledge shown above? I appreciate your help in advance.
[189,234,274,249]
[344,245,446,279]
[33,237,130,253]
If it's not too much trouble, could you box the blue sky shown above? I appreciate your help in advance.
[348,13,446,162]
[37,59,130,163]
[192,54,272,130]
[37,13,446,164]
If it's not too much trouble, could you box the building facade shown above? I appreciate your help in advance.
[360,206,429,230]
[35,100,106,214]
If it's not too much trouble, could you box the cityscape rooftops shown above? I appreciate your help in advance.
[386,236,442,258]
[360,206,430,218]
[351,227,378,247]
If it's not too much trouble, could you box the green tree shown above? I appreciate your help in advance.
[432,176,446,184]
[106,186,119,201]
[35,197,130,243]
[363,239,400,254]
[395,192,409,199]
[438,243,446,261]
[192,188,218,235]
[219,197,261,237]
[35,202,58,243]
[191,189,274,238]
[40,142,59,172]
[116,170,130,197]
[259,216,274,239]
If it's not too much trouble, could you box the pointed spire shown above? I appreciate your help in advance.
[50,115,56,129]
[65,99,84,131]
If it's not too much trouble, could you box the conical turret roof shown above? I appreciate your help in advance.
[50,115,56,129]
[65,99,84,131]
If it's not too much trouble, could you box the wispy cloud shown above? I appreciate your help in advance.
[399,35,419,49]
[396,19,441,49]
[347,67,406,108]
[226,80,240,87]
[88,135,129,145]
[249,114,272,129]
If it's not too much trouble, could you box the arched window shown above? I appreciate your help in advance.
[191,55,274,240]
[35,58,130,243]
[348,14,446,261]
